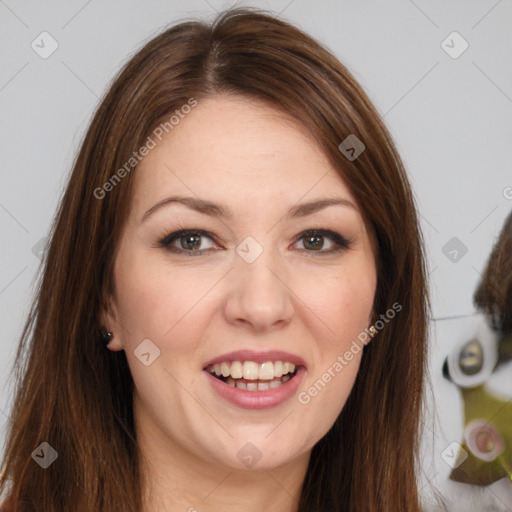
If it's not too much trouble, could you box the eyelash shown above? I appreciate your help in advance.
[157,228,352,257]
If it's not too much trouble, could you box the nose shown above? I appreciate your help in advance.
[223,248,294,332]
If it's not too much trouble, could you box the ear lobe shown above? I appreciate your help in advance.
[99,295,124,352]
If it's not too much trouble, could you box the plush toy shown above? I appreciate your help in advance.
[442,210,512,487]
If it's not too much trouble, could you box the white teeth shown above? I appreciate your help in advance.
[236,380,247,390]
[206,360,299,382]
[243,361,259,380]
[258,362,274,380]
[230,360,243,379]
[235,378,291,392]
[207,366,299,391]
[221,362,230,378]
[273,361,283,378]
[282,362,295,375]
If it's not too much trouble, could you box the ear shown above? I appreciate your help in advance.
[99,294,124,352]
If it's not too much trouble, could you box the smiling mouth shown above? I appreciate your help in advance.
[205,360,300,391]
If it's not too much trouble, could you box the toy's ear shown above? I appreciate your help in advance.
[474,210,512,334]
[99,294,124,352]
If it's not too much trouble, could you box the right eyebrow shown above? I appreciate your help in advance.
[142,196,233,222]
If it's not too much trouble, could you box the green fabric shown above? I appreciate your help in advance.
[450,385,512,486]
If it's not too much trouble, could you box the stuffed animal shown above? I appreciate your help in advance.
[422,211,512,511]
[446,210,512,487]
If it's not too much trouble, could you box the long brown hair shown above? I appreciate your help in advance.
[0,7,429,511]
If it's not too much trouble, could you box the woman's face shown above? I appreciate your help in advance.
[105,95,377,472]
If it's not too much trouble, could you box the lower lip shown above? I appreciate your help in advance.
[204,366,306,410]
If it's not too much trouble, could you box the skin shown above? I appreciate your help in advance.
[102,95,378,512]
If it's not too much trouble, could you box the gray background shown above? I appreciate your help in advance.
[1,0,511,509]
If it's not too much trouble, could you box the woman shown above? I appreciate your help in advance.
[0,7,429,511]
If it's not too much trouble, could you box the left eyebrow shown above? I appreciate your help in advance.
[285,198,357,219]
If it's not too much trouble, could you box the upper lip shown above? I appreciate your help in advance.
[203,350,307,369]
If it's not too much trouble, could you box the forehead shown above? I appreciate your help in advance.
[132,95,357,214]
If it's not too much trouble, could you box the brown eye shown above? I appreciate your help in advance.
[294,229,352,255]
[303,234,325,250]
[159,229,217,255]
[180,234,202,251]
[458,339,483,376]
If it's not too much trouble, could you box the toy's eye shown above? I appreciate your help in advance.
[458,339,483,376]
[446,327,498,388]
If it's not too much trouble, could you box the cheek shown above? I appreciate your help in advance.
[294,259,375,429]
[302,262,376,347]
[112,250,219,347]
